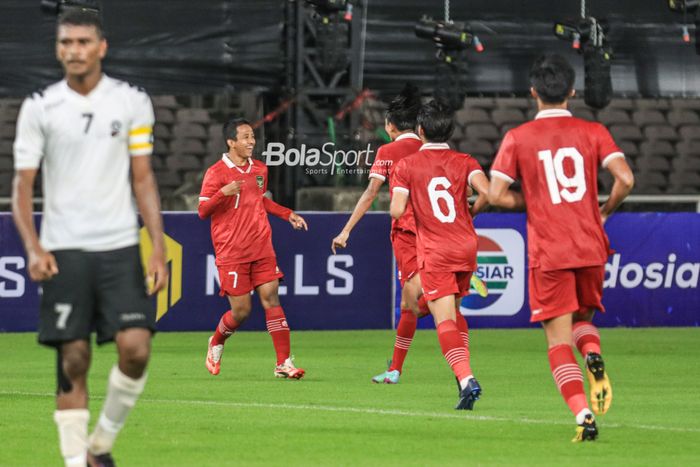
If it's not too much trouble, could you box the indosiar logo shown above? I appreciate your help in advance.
[461,229,525,316]
[604,253,699,289]
[139,228,182,320]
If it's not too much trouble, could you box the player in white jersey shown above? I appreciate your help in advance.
[11,10,167,467]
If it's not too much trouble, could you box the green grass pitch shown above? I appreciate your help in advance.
[2,328,699,466]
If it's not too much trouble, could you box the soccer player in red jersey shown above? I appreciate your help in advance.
[489,54,634,441]
[199,118,309,379]
[391,100,490,409]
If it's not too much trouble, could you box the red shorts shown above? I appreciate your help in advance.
[528,265,605,322]
[391,229,418,287]
[420,269,473,301]
[217,256,284,296]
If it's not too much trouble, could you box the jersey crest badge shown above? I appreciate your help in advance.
[256,175,264,191]
[111,121,122,137]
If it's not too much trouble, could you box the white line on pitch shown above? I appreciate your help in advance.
[3,390,699,434]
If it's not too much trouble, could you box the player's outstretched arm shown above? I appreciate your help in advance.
[488,176,525,210]
[469,172,490,217]
[261,196,307,230]
[331,177,383,254]
[11,169,58,281]
[600,157,634,224]
[132,156,169,295]
[390,189,408,220]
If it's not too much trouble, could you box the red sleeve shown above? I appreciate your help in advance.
[391,157,411,195]
[466,157,485,188]
[368,145,390,182]
[263,197,292,220]
[490,130,518,184]
[198,167,226,219]
[594,123,625,168]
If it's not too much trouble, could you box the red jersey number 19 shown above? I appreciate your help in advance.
[428,176,456,223]
[538,147,587,205]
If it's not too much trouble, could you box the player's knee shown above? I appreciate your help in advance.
[120,341,150,371]
[259,293,280,310]
[60,347,90,380]
[231,305,251,323]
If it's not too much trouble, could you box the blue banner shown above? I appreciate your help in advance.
[0,212,393,332]
[1,212,698,332]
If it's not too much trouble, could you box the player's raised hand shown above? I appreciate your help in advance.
[221,180,245,196]
[331,231,349,254]
[27,248,58,281]
[146,250,169,295]
[289,212,308,231]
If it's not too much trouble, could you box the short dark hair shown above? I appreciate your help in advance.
[417,100,455,143]
[385,83,422,131]
[529,54,575,104]
[223,117,252,145]
[57,9,104,38]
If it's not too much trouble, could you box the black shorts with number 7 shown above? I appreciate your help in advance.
[39,245,156,347]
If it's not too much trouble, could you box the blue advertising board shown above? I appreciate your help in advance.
[1,212,698,332]
[0,212,393,332]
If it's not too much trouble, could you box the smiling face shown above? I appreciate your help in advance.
[228,124,256,159]
[56,24,106,80]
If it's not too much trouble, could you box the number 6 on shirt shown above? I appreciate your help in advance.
[427,176,456,223]
[538,147,587,205]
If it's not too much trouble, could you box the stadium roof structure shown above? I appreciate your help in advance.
[2,0,700,97]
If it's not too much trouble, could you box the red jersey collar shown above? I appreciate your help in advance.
[420,142,450,151]
[222,153,253,173]
[395,132,421,141]
[535,109,572,119]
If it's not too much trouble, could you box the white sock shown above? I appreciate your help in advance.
[54,409,89,467]
[459,375,474,390]
[88,366,147,455]
[576,408,594,425]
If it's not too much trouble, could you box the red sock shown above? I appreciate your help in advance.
[548,344,588,416]
[572,321,601,357]
[436,320,472,381]
[417,295,430,317]
[455,312,470,349]
[265,306,291,365]
[211,310,240,346]
[389,310,417,373]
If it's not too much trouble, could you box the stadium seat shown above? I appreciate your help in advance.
[154,108,175,124]
[500,122,521,136]
[617,140,639,158]
[572,108,595,120]
[670,98,700,110]
[458,139,494,159]
[0,141,12,157]
[634,170,668,194]
[0,106,20,123]
[456,108,491,124]
[166,154,202,171]
[676,140,700,158]
[451,125,466,140]
[172,122,207,139]
[635,155,671,172]
[667,109,700,127]
[494,97,531,109]
[169,138,206,156]
[0,123,16,140]
[609,124,644,141]
[208,123,223,139]
[598,172,614,192]
[607,98,636,110]
[635,98,670,110]
[176,108,211,124]
[153,123,172,140]
[596,108,631,125]
[462,97,494,109]
[151,95,179,109]
[678,125,700,140]
[671,156,700,171]
[669,171,700,193]
[643,125,678,141]
[0,172,12,196]
[465,123,499,141]
[640,140,675,158]
[632,109,666,127]
[0,155,12,171]
[491,108,526,127]
[153,139,169,155]
[154,170,182,188]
